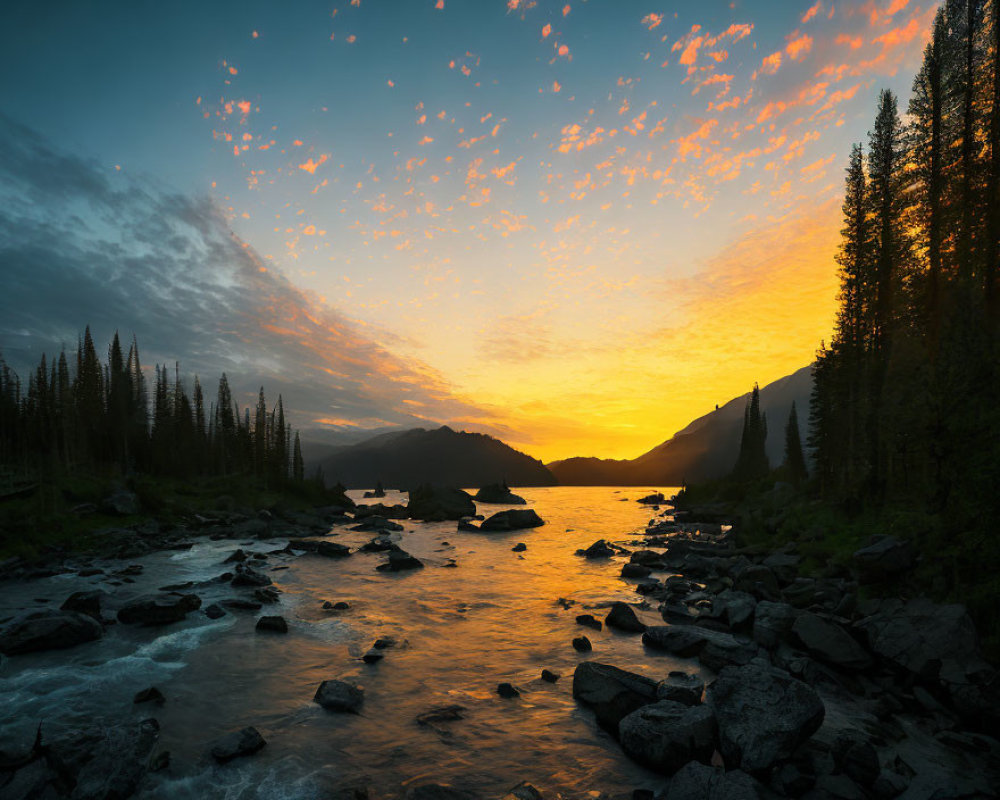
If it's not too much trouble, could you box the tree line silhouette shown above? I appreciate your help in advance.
[0,326,306,487]
[808,0,1000,531]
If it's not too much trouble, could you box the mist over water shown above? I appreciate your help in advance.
[0,486,697,799]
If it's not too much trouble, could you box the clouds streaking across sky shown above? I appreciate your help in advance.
[0,0,933,460]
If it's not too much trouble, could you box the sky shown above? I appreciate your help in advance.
[0,0,934,461]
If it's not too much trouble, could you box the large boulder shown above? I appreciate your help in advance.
[0,609,103,655]
[618,700,716,774]
[376,549,424,572]
[642,626,709,657]
[666,761,761,800]
[852,535,914,583]
[707,662,825,773]
[752,601,799,649]
[473,483,526,504]
[711,590,757,630]
[792,613,872,671]
[407,485,477,521]
[605,602,647,633]
[855,597,980,680]
[209,726,266,763]
[117,594,201,625]
[60,590,105,620]
[656,672,705,707]
[571,661,658,735]
[231,563,272,587]
[579,539,616,558]
[314,680,365,713]
[479,509,545,531]
[72,718,161,798]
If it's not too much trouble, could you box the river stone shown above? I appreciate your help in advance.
[407,485,476,521]
[501,783,542,800]
[572,661,658,735]
[792,612,872,670]
[852,535,914,583]
[314,680,364,713]
[733,564,780,597]
[497,682,520,698]
[752,601,799,649]
[480,509,545,531]
[576,613,602,631]
[666,761,760,800]
[854,597,980,679]
[621,563,652,578]
[231,563,272,587]
[351,516,403,533]
[0,609,103,655]
[209,726,266,763]
[117,593,201,625]
[642,626,709,657]
[473,483,526,504]
[619,700,715,774]
[376,549,423,572]
[134,686,165,705]
[256,615,288,633]
[605,602,647,633]
[316,541,353,558]
[579,539,615,558]
[73,717,160,798]
[712,590,756,629]
[707,662,825,773]
[572,635,592,652]
[698,637,760,672]
[541,669,561,683]
[60,590,105,620]
[656,671,704,706]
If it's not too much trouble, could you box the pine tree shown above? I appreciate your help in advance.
[733,384,769,482]
[293,431,304,482]
[783,402,808,486]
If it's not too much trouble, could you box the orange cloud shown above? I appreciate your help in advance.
[801,2,822,23]
[297,154,329,174]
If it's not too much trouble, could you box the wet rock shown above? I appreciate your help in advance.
[149,750,170,772]
[666,761,760,800]
[256,615,288,633]
[133,686,165,705]
[497,682,520,698]
[734,564,780,597]
[618,700,716,774]
[376,549,424,572]
[407,485,477,521]
[579,539,616,558]
[204,603,226,619]
[209,726,266,763]
[792,612,872,671]
[572,635,592,652]
[59,590,105,620]
[222,598,262,611]
[331,601,351,610]
[711,590,756,630]
[511,542,527,552]
[458,519,481,532]
[752,601,799,649]
[812,774,867,799]
[360,537,399,553]
[117,593,201,626]
[605,602,647,633]
[254,587,280,604]
[316,541,353,558]
[354,503,407,520]
[314,680,364,713]
[833,733,880,788]
[576,613,603,631]
[642,626,709,657]
[572,661,658,735]
[762,552,801,585]
[480,509,545,531]
[656,671,704,706]
[852,535,914,583]
[473,483,526,504]
[502,783,542,800]
[351,516,404,533]
[698,636,761,672]
[405,784,480,800]
[416,705,466,725]
[541,669,560,683]
[637,493,665,505]
[707,662,825,773]
[73,718,160,798]
[223,548,248,563]
[621,563,652,579]
[0,609,103,655]
[231,563,272,587]
[362,648,384,664]
[373,636,397,649]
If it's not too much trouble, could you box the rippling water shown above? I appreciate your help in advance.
[0,486,701,800]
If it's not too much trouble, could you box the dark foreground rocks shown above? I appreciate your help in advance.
[480,509,544,531]
[407,485,476,521]
[473,483,526,504]
[572,661,658,735]
[0,609,103,655]
[618,700,715,774]
[209,726,266,763]
[117,593,201,625]
[314,680,365,713]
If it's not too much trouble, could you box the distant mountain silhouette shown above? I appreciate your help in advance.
[548,365,813,486]
[314,425,557,489]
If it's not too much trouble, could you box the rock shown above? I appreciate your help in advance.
[407,485,477,521]
[416,705,466,725]
[605,602,647,633]
[792,613,872,670]
[572,635,592,652]
[204,603,226,619]
[256,615,288,633]
[117,593,201,625]
[572,661,658,734]
[332,601,351,610]
[314,680,364,713]
[72,717,160,798]
[711,590,756,630]
[833,734,880,788]
[316,541,353,558]
[223,548,248,563]
[149,750,170,772]
[666,761,761,800]
[373,636,397,649]
[852,535,914,583]
[480,509,545,531]
[473,483,526,504]
[222,598,262,611]
[59,590,105,620]
[254,587,279,604]
[698,637,760,672]
[656,671,704,706]
[458,519,481,532]
[511,542,527,552]
[360,537,399,553]
[621,563,652,579]
[497,682,520,698]
[376,549,424,572]
[350,516,404,533]
[541,669,560,683]
[133,686,165,705]
[618,700,716,774]
[733,564,780,598]
[762,552,801,585]
[637,493,665,505]
[501,783,542,800]
[362,648,384,664]
[0,609,104,655]
[752,601,799,649]
[855,597,980,680]
[405,784,479,800]
[707,662,825,773]
[642,626,709,657]
[576,614,603,631]
[103,489,140,516]
[579,539,616,558]
[231,563,272,587]
[209,726,267,763]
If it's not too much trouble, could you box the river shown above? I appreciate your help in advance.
[0,486,699,800]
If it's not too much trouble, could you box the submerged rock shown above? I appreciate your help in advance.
[0,609,103,655]
[541,669,561,683]
[255,615,288,633]
[209,726,267,763]
[480,509,545,531]
[117,594,201,626]
[316,541,353,558]
[576,613,603,631]
[376,549,424,572]
[605,602,647,633]
[231,563,272,587]
[578,539,616,558]
[133,687,165,705]
[73,718,161,798]
[314,680,365,713]
[497,682,520,698]
[60,590,105,620]
[473,483,526,504]
[572,635,593,652]
[572,661,658,735]
[405,784,480,800]
[618,700,715,774]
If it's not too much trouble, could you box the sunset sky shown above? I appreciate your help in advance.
[0,0,934,461]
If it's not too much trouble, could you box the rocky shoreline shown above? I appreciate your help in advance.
[0,490,998,799]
